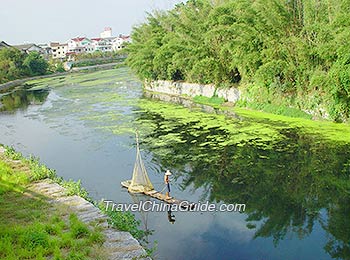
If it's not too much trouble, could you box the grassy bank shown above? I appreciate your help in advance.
[0,148,106,259]
[0,146,148,259]
[72,58,125,68]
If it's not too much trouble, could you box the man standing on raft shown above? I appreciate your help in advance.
[164,170,172,199]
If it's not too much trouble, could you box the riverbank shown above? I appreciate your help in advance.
[144,87,350,144]
[145,80,240,103]
[144,80,334,121]
[0,72,70,92]
[0,62,124,92]
[0,146,148,260]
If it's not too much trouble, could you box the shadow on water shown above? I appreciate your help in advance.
[136,94,350,259]
[0,87,49,113]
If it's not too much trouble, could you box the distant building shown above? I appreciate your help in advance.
[0,41,12,50]
[91,38,112,52]
[100,27,112,38]
[112,35,131,51]
[50,42,68,59]
[46,27,130,59]
[67,37,93,54]
[13,43,44,54]
[38,43,52,59]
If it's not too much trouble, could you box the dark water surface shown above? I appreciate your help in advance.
[1,68,350,260]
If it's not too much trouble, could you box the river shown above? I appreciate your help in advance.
[0,68,350,260]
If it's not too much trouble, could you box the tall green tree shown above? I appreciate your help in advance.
[23,51,49,76]
[0,48,26,83]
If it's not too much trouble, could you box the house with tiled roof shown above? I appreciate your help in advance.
[13,43,44,54]
[91,38,112,52]
[0,41,12,49]
[67,37,93,54]
[112,35,131,51]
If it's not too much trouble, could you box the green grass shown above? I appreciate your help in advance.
[0,153,107,259]
[0,212,106,259]
[98,201,156,257]
[0,161,29,195]
[98,201,147,241]
[236,99,312,120]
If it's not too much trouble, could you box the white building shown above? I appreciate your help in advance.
[49,42,67,59]
[91,38,112,52]
[112,35,131,51]
[67,37,93,54]
[100,27,112,38]
[38,43,52,59]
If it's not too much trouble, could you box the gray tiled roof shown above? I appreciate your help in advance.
[13,43,38,50]
[0,41,12,49]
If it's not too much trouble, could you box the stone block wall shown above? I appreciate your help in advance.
[145,80,240,103]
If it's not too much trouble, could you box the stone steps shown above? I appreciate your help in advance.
[29,179,149,260]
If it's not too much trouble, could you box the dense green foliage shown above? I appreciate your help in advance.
[23,52,49,76]
[126,0,350,121]
[0,48,50,83]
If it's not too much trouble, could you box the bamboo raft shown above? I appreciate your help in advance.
[121,180,195,210]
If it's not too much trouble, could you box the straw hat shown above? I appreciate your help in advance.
[165,170,172,175]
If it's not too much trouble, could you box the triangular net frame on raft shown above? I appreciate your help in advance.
[127,133,154,193]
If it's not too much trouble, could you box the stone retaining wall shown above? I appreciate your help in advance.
[144,80,240,103]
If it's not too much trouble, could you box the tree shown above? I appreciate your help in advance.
[23,51,49,76]
[0,48,26,83]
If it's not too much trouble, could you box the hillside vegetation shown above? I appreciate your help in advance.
[126,0,350,121]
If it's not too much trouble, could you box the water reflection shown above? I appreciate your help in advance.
[0,87,49,112]
[136,97,350,259]
[144,91,240,119]
[167,209,176,224]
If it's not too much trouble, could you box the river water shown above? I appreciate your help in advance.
[1,68,350,260]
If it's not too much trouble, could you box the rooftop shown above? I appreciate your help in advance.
[0,41,12,49]
[13,43,41,50]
